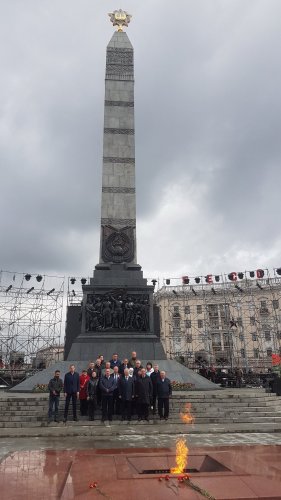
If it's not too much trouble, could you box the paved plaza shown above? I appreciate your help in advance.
[1,432,281,462]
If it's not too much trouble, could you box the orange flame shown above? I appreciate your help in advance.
[180,403,195,424]
[171,439,188,474]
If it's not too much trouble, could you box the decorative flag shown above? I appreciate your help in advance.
[272,354,281,366]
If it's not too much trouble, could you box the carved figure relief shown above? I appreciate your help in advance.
[102,225,135,263]
[84,292,150,332]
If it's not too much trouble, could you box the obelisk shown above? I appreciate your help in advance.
[66,10,166,361]
[99,12,137,267]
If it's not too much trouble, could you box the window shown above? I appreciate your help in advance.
[250,316,255,326]
[173,318,180,329]
[260,300,267,308]
[198,319,203,329]
[237,317,243,326]
[252,333,257,341]
[208,304,218,316]
[210,319,219,329]
[184,305,190,314]
[239,334,244,341]
[186,334,192,343]
[253,348,259,359]
[185,320,191,329]
[273,300,279,310]
[267,348,272,357]
[264,331,271,341]
[240,348,245,358]
[197,305,202,314]
[277,331,281,340]
[173,305,180,315]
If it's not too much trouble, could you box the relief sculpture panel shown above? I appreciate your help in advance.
[84,292,150,332]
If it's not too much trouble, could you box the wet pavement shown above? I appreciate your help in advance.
[1,445,281,499]
[1,432,281,462]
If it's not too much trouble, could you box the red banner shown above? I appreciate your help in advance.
[272,354,281,366]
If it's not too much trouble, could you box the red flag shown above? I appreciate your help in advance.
[272,354,281,366]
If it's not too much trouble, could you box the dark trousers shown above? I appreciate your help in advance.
[48,395,60,420]
[158,397,169,419]
[152,393,157,414]
[97,385,102,406]
[102,395,113,420]
[131,397,137,415]
[137,402,149,420]
[64,393,77,420]
[112,390,120,415]
[88,397,96,420]
[121,400,132,420]
[80,399,88,416]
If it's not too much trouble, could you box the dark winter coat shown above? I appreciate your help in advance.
[135,375,152,404]
[150,370,161,395]
[118,376,135,401]
[87,378,99,399]
[156,378,172,398]
[99,375,116,395]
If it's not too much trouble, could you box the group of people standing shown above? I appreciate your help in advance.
[47,351,172,424]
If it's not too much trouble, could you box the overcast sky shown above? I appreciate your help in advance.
[1,0,281,285]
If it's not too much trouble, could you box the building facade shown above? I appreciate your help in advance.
[155,276,281,372]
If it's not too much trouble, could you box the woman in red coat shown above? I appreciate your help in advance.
[79,370,90,416]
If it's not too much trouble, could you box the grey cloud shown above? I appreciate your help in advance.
[0,0,280,279]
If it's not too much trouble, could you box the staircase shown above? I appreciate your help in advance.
[0,389,280,435]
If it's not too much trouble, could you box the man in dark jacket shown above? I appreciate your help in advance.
[99,368,116,422]
[156,370,172,421]
[118,368,135,421]
[63,364,80,423]
[150,364,161,415]
[119,358,130,375]
[133,360,143,378]
[135,368,152,421]
[94,358,102,406]
[48,369,63,423]
[110,353,122,370]
[87,361,96,378]
[111,366,121,415]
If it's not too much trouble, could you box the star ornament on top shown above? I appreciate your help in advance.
[108,9,132,32]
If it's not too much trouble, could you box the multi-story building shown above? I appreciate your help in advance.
[155,275,281,372]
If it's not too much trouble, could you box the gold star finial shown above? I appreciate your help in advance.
[108,9,132,32]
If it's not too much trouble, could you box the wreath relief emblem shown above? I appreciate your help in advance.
[102,225,134,263]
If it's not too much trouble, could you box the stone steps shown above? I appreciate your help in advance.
[0,404,281,421]
[1,421,281,436]
[4,399,278,406]
[1,417,281,428]
[1,389,281,433]
[0,413,280,426]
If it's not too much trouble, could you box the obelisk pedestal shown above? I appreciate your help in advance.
[66,14,166,361]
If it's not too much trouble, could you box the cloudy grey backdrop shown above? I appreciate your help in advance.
[1,0,281,284]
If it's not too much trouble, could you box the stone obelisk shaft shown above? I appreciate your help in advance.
[99,31,136,265]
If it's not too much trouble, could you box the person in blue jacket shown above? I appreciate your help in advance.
[63,364,80,423]
[99,368,116,422]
